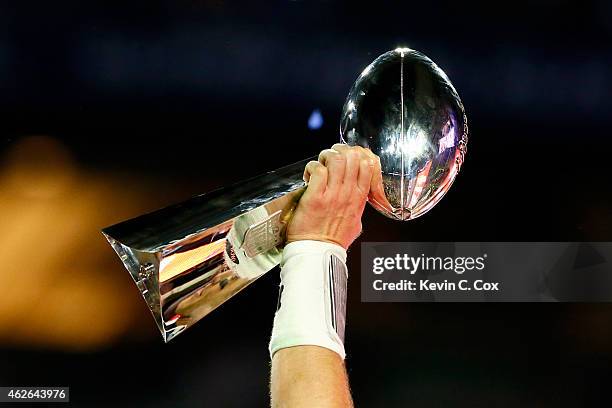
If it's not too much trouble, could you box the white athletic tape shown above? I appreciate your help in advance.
[269,240,348,359]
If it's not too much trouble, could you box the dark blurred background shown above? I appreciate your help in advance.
[1,0,611,406]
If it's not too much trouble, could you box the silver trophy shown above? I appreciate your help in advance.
[102,48,468,341]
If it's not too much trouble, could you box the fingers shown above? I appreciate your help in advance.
[365,153,391,209]
[317,148,340,166]
[331,143,349,153]
[303,160,327,195]
[357,157,375,196]
[331,144,376,192]
[317,144,380,195]
[318,148,345,189]
[342,148,361,190]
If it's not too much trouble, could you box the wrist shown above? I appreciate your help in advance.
[282,240,347,263]
[270,240,349,360]
[285,236,350,251]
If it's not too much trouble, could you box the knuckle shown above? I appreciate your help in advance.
[371,154,381,168]
[318,148,334,158]
[362,147,376,159]
[361,157,375,169]
[331,152,346,163]
[305,160,317,170]
[313,163,326,175]
[363,147,375,160]
[347,148,360,160]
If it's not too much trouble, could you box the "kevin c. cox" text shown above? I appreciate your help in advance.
[373,279,500,291]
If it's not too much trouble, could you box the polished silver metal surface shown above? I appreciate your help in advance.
[341,48,468,220]
[102,48,467,341]
[102,160,308,341]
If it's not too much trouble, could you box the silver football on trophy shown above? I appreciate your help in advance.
[341,48,468,220]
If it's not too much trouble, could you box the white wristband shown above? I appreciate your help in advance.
[269,240,349,360]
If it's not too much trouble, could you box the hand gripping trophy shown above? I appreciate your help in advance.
[102,48,468,342]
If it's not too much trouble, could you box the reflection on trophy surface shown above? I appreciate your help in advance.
[102,48,468,342]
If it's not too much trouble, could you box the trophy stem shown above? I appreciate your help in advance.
[102,157,312,341]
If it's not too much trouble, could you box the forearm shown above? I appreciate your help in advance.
[271,346,352,408]
[268,240,352,407]
[268,145,374,407]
